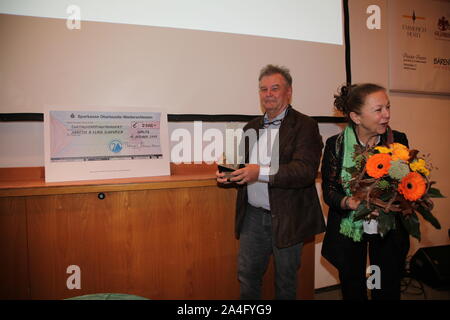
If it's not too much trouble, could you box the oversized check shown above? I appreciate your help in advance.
[50,110,163,162]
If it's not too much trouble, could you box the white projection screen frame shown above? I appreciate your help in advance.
[0,0,345,116]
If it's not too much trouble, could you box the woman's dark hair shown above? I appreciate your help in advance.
[334,83,386,120]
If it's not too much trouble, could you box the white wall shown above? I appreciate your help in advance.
[0,121,342,168]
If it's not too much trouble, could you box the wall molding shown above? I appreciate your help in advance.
[0,113,347,123]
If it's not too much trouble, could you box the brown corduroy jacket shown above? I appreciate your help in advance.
[235,106,325,248]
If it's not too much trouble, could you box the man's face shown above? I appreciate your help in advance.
[259,73,292,118]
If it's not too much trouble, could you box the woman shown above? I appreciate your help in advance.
[321,83,410,300]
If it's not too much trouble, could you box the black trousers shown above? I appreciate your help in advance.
[338,229,409,300]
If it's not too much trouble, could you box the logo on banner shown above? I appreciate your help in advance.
[434,57,450,65]
[433,56,450,71]
[402,10,427,38]
[438,16,449,31]
[109,140,123,153]
[435,16,450,40]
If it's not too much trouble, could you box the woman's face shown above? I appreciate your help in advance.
[350,90,391,138]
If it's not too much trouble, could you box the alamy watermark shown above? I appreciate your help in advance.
[366,265,381,290]
[366,5,381,30]
[170,122,280,173]
[66,265,81,290]
[66,5,81,30]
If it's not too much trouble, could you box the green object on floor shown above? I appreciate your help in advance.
[66,293,149,300]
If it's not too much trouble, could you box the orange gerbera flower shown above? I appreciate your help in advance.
[390,143,410,161]
[398,172,426,201]
[366,153,392,178]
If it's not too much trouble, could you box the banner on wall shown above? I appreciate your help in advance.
[388,0,450,94]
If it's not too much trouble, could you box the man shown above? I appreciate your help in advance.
[217,64,325,299]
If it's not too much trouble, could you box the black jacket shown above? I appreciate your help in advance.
[235,106,325,248]
[321,128,410,269]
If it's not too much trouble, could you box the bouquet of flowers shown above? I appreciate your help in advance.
[343,142,444,240]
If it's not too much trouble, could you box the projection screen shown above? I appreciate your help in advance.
[0,0,345,116]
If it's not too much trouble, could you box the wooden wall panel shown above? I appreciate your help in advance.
[26,186,242,299]
[0,197,29,299]
[1,177,314,299]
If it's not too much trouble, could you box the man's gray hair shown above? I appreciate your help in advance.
[258,64,292,87]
